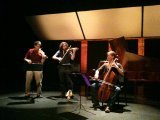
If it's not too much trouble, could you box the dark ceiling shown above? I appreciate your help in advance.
[1,0,160,16]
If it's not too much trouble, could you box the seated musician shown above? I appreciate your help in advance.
[90,50,124,113]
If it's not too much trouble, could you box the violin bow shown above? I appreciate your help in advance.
[59,45,72,63]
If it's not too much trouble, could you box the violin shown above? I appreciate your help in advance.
[66,47,79,53]
[59,45,79,63]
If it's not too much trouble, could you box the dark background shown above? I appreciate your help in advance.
[1,0,160,94]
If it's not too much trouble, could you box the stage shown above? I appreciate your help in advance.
[0,91,160,120]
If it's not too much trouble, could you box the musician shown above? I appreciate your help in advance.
[24,41,48,98]
[52,42,78,100]
[90,50,124,113]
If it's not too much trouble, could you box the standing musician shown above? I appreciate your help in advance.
[24,41,48,98]
[90,50,124,113]
[52,42,79,100]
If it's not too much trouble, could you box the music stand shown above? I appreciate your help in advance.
[23,63,43,98]
[24,63,43,71]
[71,73,95,114]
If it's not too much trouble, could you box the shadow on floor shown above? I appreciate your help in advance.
[46,95,79,105]
[58,112,88,120]
[7,96,40,105]
[92,103,131,113]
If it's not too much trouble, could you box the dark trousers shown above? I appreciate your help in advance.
[90,82,121,108]
[58,65,73,94]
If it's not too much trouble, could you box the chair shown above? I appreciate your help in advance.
[116,72,128,106]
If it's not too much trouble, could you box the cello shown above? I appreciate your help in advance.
[98,58,119,102]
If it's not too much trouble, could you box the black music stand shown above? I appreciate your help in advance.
[71,73,95,114]
[23,63,43,98]
[24,63,43,71]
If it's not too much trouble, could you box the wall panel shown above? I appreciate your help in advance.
[78,7,141,39]
[144,5,160,37]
